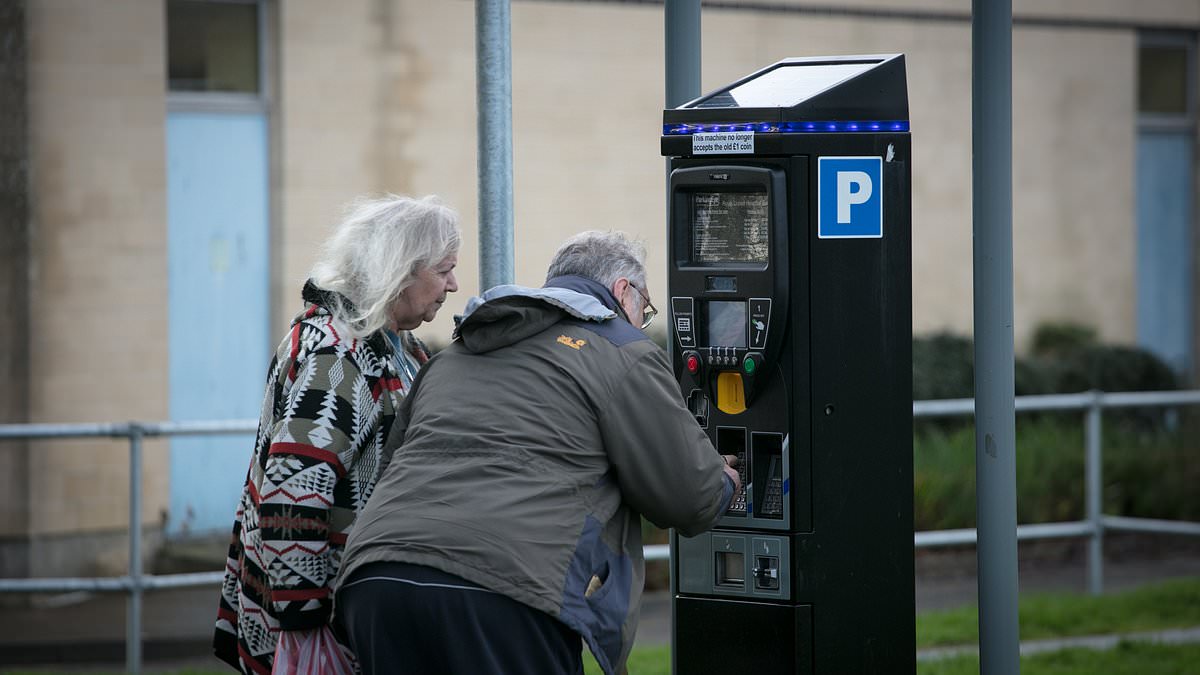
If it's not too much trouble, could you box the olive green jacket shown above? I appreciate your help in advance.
[336,275,732,675]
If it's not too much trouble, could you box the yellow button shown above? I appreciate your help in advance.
[715,372,747,415]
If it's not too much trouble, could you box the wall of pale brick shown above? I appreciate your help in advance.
[273,0,389,336]
[22,0,169,556]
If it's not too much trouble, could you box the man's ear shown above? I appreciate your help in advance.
[610,278,633,322]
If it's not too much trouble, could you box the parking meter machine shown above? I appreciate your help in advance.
[663,54,914,674]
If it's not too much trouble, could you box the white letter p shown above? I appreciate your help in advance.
[836,171,872,223]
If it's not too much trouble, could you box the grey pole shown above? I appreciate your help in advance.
[665,0,701,108]
[476,0,514,289]
[972,1,1021,673]
[665,4,699,674]
[126,425,144,674]
[664,0,700,343]
[1086,391,1104,595]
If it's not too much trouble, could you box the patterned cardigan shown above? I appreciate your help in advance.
[213,282,429,674]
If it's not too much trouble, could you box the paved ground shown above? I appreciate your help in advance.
[2,534,1199,672]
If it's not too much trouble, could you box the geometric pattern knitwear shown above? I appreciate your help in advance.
[213,281,429,674]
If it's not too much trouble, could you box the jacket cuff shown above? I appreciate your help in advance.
[718,474,735,514]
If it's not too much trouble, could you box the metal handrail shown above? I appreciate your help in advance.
[1,389,1198,672]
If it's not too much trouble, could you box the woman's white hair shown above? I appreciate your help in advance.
[310,194,460,339]
[545,230,647,291]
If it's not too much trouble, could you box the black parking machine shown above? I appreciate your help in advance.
[663,54,914,674]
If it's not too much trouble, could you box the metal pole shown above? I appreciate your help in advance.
[972,1,1020,672]
[664,0,700,321]
[475,0,514,289]
[126,424,144,674]
[665,0,701,109]
[1086,391,1104,595]
[665,6,699,674]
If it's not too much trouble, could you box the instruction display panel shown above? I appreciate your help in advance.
[692,192,770,264]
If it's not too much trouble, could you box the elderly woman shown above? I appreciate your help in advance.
[213,195,460,674]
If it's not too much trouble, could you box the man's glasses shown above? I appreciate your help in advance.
[629,281,658,330]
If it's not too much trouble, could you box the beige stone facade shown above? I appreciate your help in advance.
[6,0,1197,573]
[3,0,171,575]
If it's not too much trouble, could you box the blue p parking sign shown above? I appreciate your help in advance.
[818,156,883,239]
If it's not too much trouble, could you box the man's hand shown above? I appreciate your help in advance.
[721,454,742,493]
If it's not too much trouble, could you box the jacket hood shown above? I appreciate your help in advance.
[453,275,620,354]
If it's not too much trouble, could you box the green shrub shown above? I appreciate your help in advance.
[1031,321,1099,357]
[914,412,1199,531]
[911,423,977,530]
[1104,409,1200,521]
[913,333,975,400]
[915,323,1179,401]
[1029,321,1178,395]
[1049,344,1178,393]
[912,332,1074,404]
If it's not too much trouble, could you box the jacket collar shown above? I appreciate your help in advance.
[300,279,392,356]
[302,279,353,314]
[543,275,629,322]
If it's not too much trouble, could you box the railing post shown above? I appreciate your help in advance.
[127,423,144,674]
[1085,391,1103,596]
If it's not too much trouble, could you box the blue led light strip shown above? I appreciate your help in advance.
[663,120,910,135]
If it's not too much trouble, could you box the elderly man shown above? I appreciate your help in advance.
[334,231,739,675]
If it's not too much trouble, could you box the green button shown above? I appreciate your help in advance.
[743,356,756,374]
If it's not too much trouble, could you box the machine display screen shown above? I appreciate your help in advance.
[707,301,747,348]
[692,192,769,264]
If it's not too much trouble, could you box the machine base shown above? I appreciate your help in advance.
[673,596,812,675]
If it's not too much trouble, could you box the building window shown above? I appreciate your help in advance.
[1138,40,1192,118]
[167,0,260,94]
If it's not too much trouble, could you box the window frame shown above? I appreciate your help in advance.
[166,0,270,115]
[1138,31,1196,134]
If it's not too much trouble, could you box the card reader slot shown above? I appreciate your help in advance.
[752,432,784,519]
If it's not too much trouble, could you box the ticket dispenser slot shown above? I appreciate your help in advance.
[714,541,746,590]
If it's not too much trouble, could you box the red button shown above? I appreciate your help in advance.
[686,354,700,374]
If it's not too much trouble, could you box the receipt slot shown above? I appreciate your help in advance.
[665,55,914,674]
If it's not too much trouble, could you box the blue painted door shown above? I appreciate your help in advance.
[167,112,270,537]
[1136,131,1194,376]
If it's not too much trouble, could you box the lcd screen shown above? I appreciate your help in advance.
[692,192,769,264]
[707,301,747,348]
[706,276,737,293]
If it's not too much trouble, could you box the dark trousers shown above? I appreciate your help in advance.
[336,561,584,675]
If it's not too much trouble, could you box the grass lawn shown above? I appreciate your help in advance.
[917,576,1200,647]
[583,645,670,675]
[918,641,1200,675]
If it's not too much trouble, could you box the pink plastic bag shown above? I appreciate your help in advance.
[273,626,356,675]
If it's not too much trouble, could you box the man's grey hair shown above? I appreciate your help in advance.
[310,194,460,339]
[545,231,647,292]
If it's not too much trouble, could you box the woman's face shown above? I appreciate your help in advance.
[389,253,459,331]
